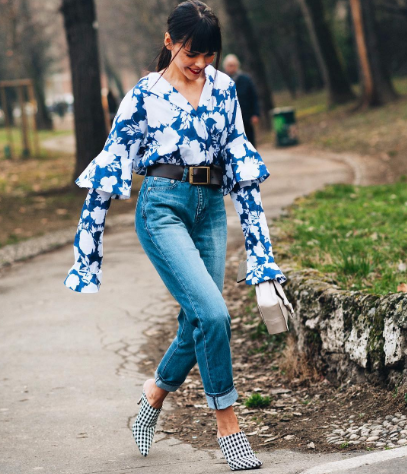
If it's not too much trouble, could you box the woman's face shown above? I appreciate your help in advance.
[165,33,215,80]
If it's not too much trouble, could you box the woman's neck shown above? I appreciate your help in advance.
[160,63,205,87]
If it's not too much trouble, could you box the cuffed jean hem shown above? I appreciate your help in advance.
[154,370,181,393]
[205,386,239,410]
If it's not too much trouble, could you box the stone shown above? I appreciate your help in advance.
[366,436,379,442]
[307,442,315,449]
[397,439,407,445]
[349,434,359,440]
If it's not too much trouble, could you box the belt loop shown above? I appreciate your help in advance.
[181,166,189,182]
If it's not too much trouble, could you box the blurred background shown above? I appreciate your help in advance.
[0,0,406,249]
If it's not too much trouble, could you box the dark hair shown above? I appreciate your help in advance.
[154,0,222,75]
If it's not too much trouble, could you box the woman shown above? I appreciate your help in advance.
[64,1,287,470]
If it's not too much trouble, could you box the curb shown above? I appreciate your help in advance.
[300,446,407,473]
[0,213,134,270]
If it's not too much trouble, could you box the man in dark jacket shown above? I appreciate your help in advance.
[223,54,260,147]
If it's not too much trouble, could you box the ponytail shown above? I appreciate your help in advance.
[156,46,172,72]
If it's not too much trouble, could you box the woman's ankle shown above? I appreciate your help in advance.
[143,378,168,409]
[215,406,241,437]
[217,426,241,438]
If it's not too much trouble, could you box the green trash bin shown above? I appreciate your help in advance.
[272,107,298,147]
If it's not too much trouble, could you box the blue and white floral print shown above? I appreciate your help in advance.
[230,180,287,285]
[64,64,287,292]
[64,188,111,292]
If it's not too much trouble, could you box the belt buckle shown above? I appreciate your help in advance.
[189,166,210,185]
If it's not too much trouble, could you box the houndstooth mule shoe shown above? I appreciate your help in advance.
[218,431,263,471]
[132,392,162,456]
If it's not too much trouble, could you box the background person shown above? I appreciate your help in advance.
[223,53,260,147]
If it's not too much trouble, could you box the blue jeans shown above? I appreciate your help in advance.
[135,167,238,409]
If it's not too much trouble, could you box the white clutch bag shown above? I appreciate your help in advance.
[237,260,295,335]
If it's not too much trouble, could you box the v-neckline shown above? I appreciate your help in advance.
[153,66,211,114]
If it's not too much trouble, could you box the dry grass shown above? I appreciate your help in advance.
[279,333,321,383]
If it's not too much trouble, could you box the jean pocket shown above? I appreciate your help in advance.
[146,176,180,191]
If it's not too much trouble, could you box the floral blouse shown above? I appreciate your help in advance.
[64,65,287,293]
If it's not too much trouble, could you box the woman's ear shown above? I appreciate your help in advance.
[164,32,173,50]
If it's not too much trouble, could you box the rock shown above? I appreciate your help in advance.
[270,388,291,395]
[349,434,359,440]
[307,442,315,449]
[375,442,386,447]
[397,439,407,445]
[366,436,379,442]
[284,435,295,440]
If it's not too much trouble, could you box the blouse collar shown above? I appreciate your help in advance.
[146,64,216,115]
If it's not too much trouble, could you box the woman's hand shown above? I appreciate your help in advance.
[255,280,295,315]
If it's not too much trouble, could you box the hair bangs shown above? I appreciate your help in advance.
[184,18,221,55]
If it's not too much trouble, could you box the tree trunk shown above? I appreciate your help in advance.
[272,48,297,99]
[292,11,324,94]
[60,0,107,179]
[349,0,398,107]
[19,0,53,130]
[222,0,274,129]
[298,0,356,106]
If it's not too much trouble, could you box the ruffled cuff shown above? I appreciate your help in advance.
[230,180,287,286]
[64,189,111,294]
[221,138,270,196]
[76,149,133,200]
[64,262,102,293]
[245,260,288,286]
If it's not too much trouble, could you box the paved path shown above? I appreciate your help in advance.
[3,144,403,473]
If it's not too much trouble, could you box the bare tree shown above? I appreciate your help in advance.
[222,0,274,128]
[60,0,107,179]
[349,0,398,107]
[0,0,55,130]
[298,0,356,106]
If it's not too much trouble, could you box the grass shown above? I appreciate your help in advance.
[0,127,72,161]
[270,76,407,176]
[244,393,271,409]
[0,128,142,248]
[273,179,407,295]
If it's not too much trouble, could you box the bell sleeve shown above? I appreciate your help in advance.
[220,81,270,196]
[64,188,112,293]
[230,180,287,286]
[75,84,147,199]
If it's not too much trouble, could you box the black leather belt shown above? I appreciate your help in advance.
[146,163,223,187]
